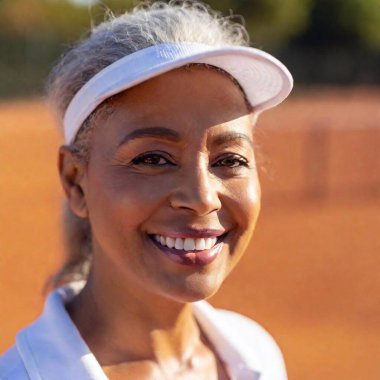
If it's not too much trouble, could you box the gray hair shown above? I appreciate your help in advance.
[45,1,251,289]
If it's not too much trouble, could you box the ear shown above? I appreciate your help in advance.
[58,145,89,218]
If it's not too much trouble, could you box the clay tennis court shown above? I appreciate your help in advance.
[1,88,379,379]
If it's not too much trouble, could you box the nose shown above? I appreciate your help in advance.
[169,162,221,216]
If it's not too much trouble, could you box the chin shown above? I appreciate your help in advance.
[159,275,224,304]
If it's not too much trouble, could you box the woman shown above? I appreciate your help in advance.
[0,2,293,379]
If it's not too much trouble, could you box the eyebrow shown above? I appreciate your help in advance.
[210,132,254,149]
[117,127,181,147]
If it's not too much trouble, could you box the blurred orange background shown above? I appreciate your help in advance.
[1,88,379,379]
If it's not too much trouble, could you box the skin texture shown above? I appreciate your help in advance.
[59,66,261,379]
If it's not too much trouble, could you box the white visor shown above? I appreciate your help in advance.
[63,42,293,143]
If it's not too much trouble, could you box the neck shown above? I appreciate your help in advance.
[66,260,202,368]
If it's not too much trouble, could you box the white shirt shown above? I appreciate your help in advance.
[0,281,287,380]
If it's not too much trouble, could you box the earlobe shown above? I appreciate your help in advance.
[69,184,89,218]
[58,145,89,218]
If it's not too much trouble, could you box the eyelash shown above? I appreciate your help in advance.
[131,152,248,168]
[213,154,249,168]
[131,152,175,166]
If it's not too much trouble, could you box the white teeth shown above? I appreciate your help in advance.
[153,234,221,251]
[174,238,184,250]
[205,237,217,249]
[195,238,206,250]
[184,238,196,251]
[204,238,210,249]
[166,236,175,248]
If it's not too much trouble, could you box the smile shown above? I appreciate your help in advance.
[152,234,219,251]
[147,232,228,266]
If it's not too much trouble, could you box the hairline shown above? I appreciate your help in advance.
[70,62,255,165]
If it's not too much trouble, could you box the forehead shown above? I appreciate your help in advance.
[92,65,253,147]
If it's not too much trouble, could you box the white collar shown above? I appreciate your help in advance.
[16,281,261,379]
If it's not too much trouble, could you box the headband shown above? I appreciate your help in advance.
[63,42,293,143]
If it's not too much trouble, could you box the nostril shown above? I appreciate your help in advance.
[171,205,220,218]
[170,198,221,216]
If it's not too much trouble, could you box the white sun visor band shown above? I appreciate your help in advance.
[63,42,293,144]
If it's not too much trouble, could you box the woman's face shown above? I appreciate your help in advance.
[79,66,261,303]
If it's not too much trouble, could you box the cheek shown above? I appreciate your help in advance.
[86,170,172,242]
[225,174,261,266]
[246,176,261,218]
[228,174,261,230]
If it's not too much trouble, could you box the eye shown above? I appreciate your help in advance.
[213,154,249,168]
[131,152,174,166]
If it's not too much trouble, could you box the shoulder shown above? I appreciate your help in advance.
[216,308,284,354]
[0,346,29,380]
[214,307,287,380]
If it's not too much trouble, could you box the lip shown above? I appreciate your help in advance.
[148,228,226,239]
[148,232,227,266]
